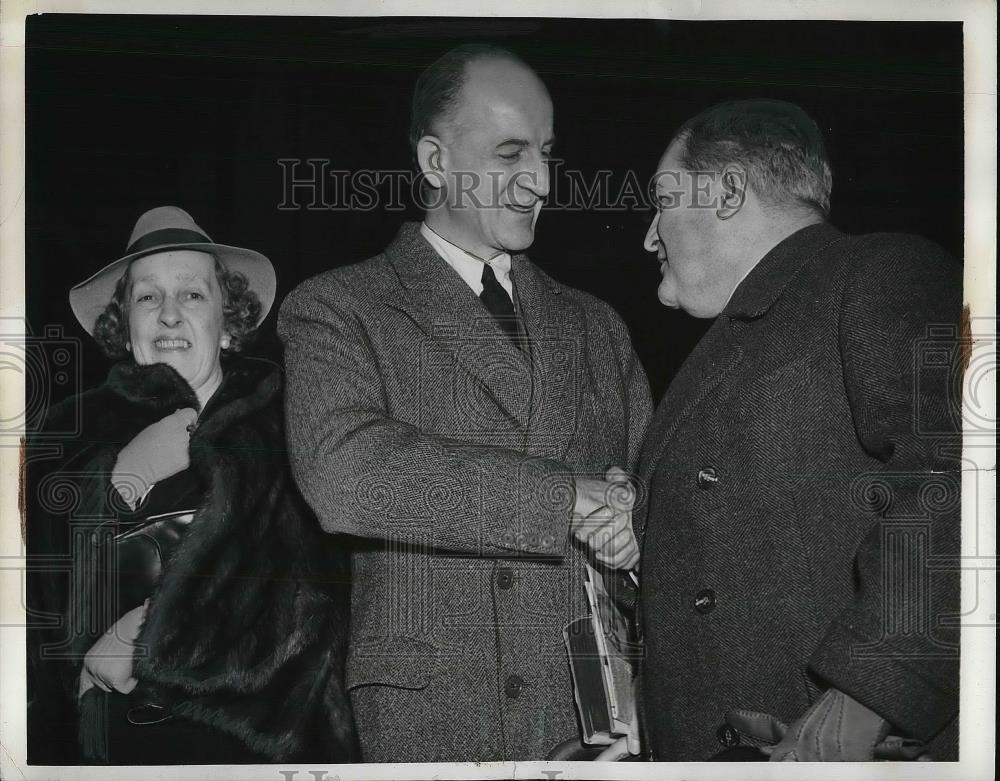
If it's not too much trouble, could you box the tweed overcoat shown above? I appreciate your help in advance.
[637,223,962,761]
[26,358,357,764]
[278,222,653,762]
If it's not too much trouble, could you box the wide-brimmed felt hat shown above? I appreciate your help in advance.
[69,206,276,336]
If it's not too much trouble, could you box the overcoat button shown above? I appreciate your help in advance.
[497,568,514,590]
[697,467,719,489]
[504,674,525,699]
[716,724,740,747]
[694,588,717,614]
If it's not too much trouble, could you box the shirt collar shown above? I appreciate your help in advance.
[420,222,512,296]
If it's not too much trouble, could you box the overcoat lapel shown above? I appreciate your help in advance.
[512,255,585,461]
[384,223,533,428]
[636,318,745,535]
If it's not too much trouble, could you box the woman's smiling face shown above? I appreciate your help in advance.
[125,250,226,395]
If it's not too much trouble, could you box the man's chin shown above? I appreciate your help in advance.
[657,282,679,308]
[497,223,536,253]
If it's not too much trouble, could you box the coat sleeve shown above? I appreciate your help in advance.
[278,278,577,558]
[808,237,962,743]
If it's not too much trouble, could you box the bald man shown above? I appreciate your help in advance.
[279,45,652,762]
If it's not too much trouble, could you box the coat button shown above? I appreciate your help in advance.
[504,674,525,699]
[697,467,719,489]
[694,588,717,614]
[496,568,514,590]
[716,724,740,747]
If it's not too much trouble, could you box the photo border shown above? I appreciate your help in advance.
[2,1,994,779]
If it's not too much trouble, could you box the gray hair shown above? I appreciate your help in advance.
[674,99,833,218]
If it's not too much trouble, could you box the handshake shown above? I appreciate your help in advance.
[570,466,640,571]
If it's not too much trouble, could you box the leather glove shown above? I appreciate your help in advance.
[726,688,928,761]
[112,408,197,508]
[78,601,148,698]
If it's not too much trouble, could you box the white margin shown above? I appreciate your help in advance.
[1,2,995,780]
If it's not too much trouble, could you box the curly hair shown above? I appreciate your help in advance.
[92,256,262,360]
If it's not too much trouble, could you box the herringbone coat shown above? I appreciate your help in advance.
[279,222,652,762]
[636,223,962,761]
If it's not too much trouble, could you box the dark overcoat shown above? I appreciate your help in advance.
[637,223,962,761]
[278,222,653,762]
[26,357,357,763]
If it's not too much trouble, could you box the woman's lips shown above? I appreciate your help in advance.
[153,338,191,350]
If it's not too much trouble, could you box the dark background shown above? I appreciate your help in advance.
[26,15,964,403]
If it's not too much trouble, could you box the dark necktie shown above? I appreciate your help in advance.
[479,264,522,347]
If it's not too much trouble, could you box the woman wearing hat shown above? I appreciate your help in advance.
[26,207,357,764]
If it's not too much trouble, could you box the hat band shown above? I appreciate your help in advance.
[126,227,211,256]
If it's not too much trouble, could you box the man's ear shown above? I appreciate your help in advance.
[717,165,747,220]
[416,136,446,190]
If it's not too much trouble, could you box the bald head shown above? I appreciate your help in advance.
[409,44,549,156]
[443,55,551,145]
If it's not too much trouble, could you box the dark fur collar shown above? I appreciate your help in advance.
[104,356,282,417]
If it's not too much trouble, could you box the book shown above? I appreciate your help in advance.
[563,562,639,744]
[563,616,613,742]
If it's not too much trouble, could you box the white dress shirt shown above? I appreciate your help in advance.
[420,223,515,304]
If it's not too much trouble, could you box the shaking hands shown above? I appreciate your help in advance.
[571,466,640,570]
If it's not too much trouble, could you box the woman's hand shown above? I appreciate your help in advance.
[111,408,197,507]
[78,601,148,698]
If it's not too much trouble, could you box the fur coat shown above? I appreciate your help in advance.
[26,356,358,763]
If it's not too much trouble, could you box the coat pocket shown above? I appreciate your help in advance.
[345,636,442,692]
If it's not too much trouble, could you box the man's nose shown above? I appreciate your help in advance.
[643,212,661,253]
[515,157,550,201]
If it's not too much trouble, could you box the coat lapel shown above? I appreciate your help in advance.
[637,317,746,535]
[384,223,533,428]
[511,255,584,460]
